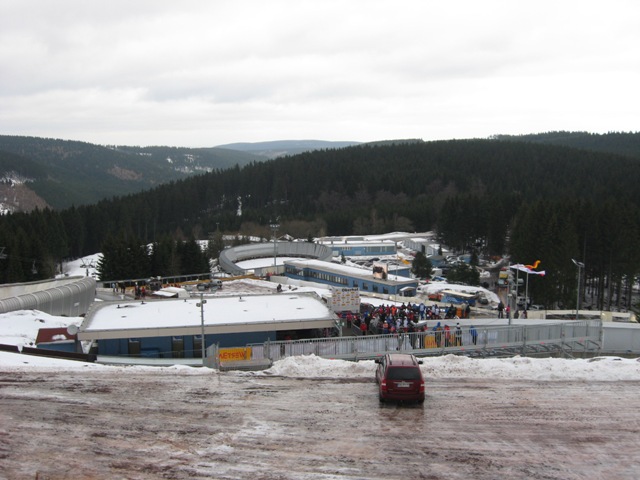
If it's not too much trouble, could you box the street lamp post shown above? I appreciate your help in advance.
[514,267,519,311]
[572,259,584,321]
[196,293,207,365]
[509,266,519,325]
[270,222,279,271]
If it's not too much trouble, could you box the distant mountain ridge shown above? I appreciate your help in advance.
[216,139,361,159]
[0,136,266,212]
[2,132,639,214]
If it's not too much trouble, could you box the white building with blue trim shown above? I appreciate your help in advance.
[284,259,418,296]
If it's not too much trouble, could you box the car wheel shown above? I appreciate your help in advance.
[379,393,385,403]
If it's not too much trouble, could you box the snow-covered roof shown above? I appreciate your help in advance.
[319,239,396,246]
[78,292,337,340]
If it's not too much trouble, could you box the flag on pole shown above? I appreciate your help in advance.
[525,260,541,270]
[511,263,545,276]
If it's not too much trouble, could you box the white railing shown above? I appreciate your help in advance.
[247,320,602,362]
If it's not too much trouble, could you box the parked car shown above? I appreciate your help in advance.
[196,279,223,291]
[375,353,425,404]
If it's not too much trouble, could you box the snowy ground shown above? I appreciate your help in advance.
[1,354,640,479]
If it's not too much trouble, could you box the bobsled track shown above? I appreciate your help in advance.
[1,365,639,479]
[0,276,95,316]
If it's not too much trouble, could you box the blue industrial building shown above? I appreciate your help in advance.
[318,238,397,257]
[284,259,418,296]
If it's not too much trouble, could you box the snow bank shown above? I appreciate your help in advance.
[256,353,640,382]
[1,350,639,381]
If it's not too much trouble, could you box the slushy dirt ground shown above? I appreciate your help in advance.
[1,366,639,480]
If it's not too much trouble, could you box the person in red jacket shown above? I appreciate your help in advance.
[360,320,367,335]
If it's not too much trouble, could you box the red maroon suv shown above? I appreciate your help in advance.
[375,353,425,404]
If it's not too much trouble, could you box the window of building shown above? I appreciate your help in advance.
[128,338,141,357]
[172,336,185,358]
[193,335,203,358]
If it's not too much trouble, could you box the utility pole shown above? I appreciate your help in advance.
[270,221,279,271]
[196,293,207,365]
[572,259,584,321]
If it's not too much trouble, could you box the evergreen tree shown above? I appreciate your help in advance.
[411,251,433,279]
[446,263,480,286]
[179,238,209,274]
[207,231,225,260]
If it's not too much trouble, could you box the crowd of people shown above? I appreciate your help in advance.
[346,301,479,348]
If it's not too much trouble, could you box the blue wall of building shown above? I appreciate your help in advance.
[97,331,277,358]
[328,244,396,257]
[284,264,417,295]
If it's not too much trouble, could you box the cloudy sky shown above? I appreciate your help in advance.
[1,1,638,147]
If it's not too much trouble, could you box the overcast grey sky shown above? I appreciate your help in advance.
[1,1,638,147]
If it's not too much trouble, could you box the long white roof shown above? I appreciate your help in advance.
[78,291,337,340]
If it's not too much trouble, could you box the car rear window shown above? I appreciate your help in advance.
[387,367,421,381]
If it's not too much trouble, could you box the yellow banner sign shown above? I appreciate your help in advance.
[219,347,252,362]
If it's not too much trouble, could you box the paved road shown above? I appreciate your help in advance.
[1,367,639,479]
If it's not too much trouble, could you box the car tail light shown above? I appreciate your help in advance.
[419,381,425,394]
[380,379,388,393]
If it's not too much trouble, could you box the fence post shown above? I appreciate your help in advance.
[205,342,220,369]
[597,320,604,355]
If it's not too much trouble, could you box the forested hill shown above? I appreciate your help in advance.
[0,135,265,211]
[493,131,640,159]
[2,138,640,311]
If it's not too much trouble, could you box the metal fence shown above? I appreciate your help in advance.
[245,320,603,363]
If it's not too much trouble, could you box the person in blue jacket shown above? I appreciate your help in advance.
[433,321,443,347]
[469,324,478,345]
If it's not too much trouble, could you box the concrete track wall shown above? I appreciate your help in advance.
[0,276,96,316]
[219,241,333,275]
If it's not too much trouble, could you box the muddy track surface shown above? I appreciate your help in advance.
[1,368,639,479]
